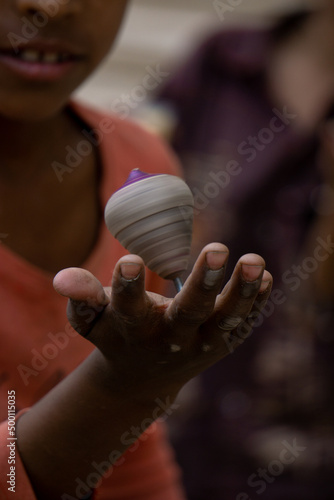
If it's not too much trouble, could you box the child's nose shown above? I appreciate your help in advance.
[14,0,81,19]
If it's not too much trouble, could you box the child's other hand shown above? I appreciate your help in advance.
[53,243,272,400]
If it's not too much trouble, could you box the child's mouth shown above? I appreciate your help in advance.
[0,43,83,82]
[10,49,75,65]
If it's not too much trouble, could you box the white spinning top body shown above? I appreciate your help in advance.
[104,169,194,282]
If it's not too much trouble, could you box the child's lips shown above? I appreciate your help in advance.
[0,41,85,82]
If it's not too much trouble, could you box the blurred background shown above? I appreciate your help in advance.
[74,0,313,111]
[74,2,334,500]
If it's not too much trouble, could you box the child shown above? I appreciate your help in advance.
[0,1,272,499]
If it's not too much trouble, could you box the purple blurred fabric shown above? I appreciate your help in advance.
[157,23,334,500]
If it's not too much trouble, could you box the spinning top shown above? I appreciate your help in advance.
[104,169,194,291]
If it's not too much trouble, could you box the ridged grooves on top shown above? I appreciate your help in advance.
[104,170,194,280]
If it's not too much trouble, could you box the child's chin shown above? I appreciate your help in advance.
[0,95,69,123]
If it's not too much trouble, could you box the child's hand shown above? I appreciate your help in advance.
[17,243,272,500]
[53,243,272,400]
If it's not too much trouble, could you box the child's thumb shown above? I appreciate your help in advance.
[53,268,110,337]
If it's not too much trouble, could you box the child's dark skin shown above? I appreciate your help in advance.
[0,1,272,499]
[0,0,129,273]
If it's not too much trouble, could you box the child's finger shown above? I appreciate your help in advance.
[53,268,110,337]
[212,270,273,354]
[110,255,148,322]
[167,243,229,327]
[197,256,269,355]
[213,253,266,330]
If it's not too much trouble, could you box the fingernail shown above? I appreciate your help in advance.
[241,264,263,282]
[241,265,264,298]
[120,263,141,281]
[259,279,271,293]
[206,251,228,271]
[204,251,228,288]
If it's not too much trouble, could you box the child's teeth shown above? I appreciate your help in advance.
[43,52,59,63]
[20,49,40,62]
[18,50,64,63]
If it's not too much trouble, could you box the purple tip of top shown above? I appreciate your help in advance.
[121,168,159,188]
